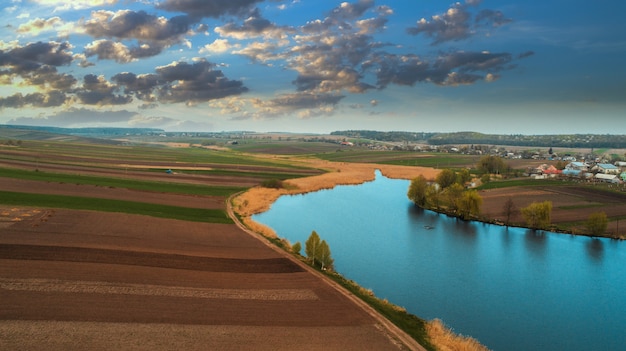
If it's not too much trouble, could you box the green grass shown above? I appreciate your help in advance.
[320,269,435,350]
[0,168,245,197]
[0,190,232,223]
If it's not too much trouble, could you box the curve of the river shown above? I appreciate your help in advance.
[252,170,626,351]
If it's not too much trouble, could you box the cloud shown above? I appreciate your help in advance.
[372,50,513,87]
[199,39,238,54]
[215,9,294,40]
[329,0,375,20]
[406,0,510,45]
[0,91,68,108]
[518,50,535,59]
[82,10,194,60]
[31,0,119,12]
[155,59,249,104]
[84,39,134,63]
[251,92,344,119]
[74,74,132,105]
[7,108,137,127]
[156,0,265,19]
[406,3,474,44]
[475,9,512,27]
[0,41,76,89]
[16,17,63,35]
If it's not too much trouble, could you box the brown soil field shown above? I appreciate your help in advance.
[479,185,626,237]
[0,157,428,350]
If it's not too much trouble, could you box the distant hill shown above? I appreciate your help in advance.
[332,130,626,148]
[0,125,163,137]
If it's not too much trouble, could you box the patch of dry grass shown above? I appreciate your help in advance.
[426,319,490,351]
[233,159,440,233]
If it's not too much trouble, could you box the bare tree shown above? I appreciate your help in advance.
[502,197,517,226]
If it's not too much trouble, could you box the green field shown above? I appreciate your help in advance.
[0,190,232,223]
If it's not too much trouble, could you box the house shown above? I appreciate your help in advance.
[565,162,589,171]
[595,173,620,183]
[592,163,620,175]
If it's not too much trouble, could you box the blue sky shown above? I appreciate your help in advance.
[1,0,624,134]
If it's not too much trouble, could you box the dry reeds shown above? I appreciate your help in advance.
[426,319,490,351]
[233,159,439,221]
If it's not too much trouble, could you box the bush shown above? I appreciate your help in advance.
[261,178,283,189]
[586,212,608,236]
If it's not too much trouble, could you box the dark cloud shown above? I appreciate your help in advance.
[251,92,345,119]
[155,59,248,104]
[329,0,375,20]
[475,9,512,27]
[75,74,133,105]
[112,72,161,102]
[157,0,265,19]
[406,0,510,45]
[0,41,77,90]
[0,91,67,108]
[406,3,473,44]
[83,10,194,60]
[372,50,512,87]
[216,9,294,39]
[518,51,535,59]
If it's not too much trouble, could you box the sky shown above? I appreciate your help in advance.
[1,0,625,135]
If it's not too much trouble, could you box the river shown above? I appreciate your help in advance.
[252,170,626,351]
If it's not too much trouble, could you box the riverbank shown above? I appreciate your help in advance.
[233,160,492,351]
[233,159,440,238]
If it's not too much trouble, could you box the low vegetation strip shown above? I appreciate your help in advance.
[0,278,318,301]
[0,191,232,223]
[0,244,304,274]
[0,168,245,196]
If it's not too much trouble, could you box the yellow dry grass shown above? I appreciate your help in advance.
[426,319,490,351]
[233,159,440,237]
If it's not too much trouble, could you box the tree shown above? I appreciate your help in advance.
[458,190,482,220]
[456,168,472,185]
[444,183,465,212]
[521,201,552,230]
[436,169,457,189]
[502,197,517,226]
[317,240,334,270]
[305,231,321,263]
[292,241,302,255]
[477,155,506,175]
[407,175,429,207]
[426,185,442,210]
[586,212,608,236]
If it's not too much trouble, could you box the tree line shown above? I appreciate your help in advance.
[408,155,611,236]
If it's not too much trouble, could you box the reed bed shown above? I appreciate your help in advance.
[426,319,490,351]
[233,160,440,232]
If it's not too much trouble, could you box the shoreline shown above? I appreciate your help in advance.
[232,160,440,238]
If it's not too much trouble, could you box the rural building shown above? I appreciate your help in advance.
[565,162,589,171]
[592,163,620,174]
[595,173,620,183]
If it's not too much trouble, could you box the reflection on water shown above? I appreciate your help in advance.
[586,238,604,262]
[252,171,626,351]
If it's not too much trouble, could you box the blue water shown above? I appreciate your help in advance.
[252,171,626,351]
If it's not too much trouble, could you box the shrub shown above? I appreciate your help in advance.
[260,178,283,189]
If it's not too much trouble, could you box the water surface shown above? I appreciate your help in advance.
[252,171,626,351]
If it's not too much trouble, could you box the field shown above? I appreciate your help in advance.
[3,132,624,350]
[479,183,626,237]
[0,136,431,351]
